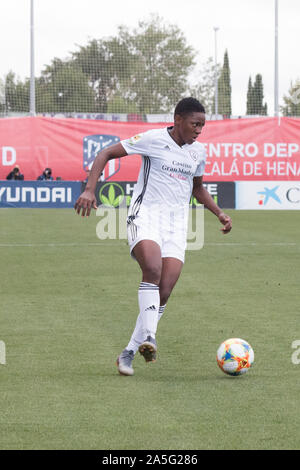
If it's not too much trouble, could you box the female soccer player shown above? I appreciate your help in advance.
[75,98,232,376]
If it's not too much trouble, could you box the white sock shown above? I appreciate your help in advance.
[138,282,160,339]
[126,313,144,354]
[158,304,166,323]
[126,282,160,353]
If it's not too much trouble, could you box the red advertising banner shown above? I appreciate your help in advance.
[0,116,299,181]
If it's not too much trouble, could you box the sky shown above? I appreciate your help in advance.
[0,0,299,115]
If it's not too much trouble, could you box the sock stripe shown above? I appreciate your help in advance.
[139,282,159,287]
[139,282,159,291]
[139,287,159,290]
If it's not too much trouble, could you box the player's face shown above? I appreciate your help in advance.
[176,112,206,145]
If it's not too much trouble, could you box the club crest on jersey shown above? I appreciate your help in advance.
[189,150,198,161]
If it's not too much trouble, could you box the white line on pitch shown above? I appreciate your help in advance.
[0,242,297,247]
[0,242,124,247]
[205,242,297,246]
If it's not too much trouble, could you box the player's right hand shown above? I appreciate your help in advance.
[74,190,97,217]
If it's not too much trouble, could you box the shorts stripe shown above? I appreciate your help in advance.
[127,156,151,241]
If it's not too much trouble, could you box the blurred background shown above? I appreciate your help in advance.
[0,0,299,120]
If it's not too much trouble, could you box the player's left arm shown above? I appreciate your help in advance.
[192,176,232,234]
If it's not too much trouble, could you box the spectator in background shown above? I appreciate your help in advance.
[37,168,53,181]
[6,165,24,180]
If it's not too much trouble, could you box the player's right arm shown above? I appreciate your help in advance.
[74,143,128,217]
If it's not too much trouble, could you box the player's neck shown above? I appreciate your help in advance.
[167,127,185,147]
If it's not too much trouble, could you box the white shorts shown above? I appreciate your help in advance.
[127,209,187,263]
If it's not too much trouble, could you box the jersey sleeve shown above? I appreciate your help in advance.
[194,145,207,177]
[121,131,154,156]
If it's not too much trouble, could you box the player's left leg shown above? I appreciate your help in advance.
[158,257,183,323]
[159,257,183,305]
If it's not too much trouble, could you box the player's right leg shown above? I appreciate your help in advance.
[132,240,162,362]
[136,255,184,362]
[117,240,162,375]
[132,239,162,284]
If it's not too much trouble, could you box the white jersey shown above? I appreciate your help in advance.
[121,127,207,222]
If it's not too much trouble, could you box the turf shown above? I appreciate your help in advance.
[0,208,299,450]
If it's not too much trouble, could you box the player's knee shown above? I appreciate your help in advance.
[142,265,161,285]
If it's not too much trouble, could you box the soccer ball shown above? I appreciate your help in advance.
[217,338,254,376]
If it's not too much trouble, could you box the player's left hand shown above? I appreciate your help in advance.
[218,212,232,234]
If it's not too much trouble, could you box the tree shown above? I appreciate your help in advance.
[4,71,29,113]
[3,63,96,114]
[72,38,134,113]
[36,59,96,113]
[116,15,195,114]
[2,15,196,115]
[71,16,195,114]
[106,94,139,114]
[246,76,254,114]
[189,57,220,115]
[246,74,268,115]
[281,79,300,116]
[252,74,267,115]
[218,50,231,116]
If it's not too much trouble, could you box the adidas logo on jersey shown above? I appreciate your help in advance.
[145,305,156,311]
[164,145,171,151]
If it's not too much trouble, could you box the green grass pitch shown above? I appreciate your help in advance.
[0,208,299,450]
